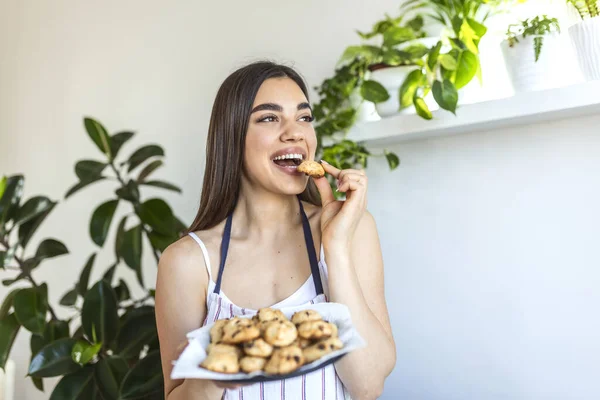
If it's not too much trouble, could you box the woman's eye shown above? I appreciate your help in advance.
[300,115,314,122]
[258,115,277,123]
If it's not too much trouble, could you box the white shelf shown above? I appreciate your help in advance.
[347,81,600,146]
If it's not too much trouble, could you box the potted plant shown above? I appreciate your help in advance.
[325,13,432,120]
[567,0,600,80]
[501,15,570,93]
[0,117,184,398]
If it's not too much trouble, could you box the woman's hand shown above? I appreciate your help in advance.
[312,161,368,252]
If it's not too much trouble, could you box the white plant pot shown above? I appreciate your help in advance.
[569,17,600,81]
[349,89,381,123]
[501,33,580,93]
[369,65,437,118]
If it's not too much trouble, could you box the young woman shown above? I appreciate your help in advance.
[155,61,396,400]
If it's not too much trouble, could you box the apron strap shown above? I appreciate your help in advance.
[213,196,324,296]
[298,197,324,295]
[213,212,232,294]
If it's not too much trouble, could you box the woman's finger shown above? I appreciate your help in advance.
[337,179,365,194]
[320,160,342,179]
[337,172,367,187]
[312,175,336,208]
[338,169,366,182]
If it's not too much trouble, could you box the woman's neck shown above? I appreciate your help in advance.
[233,186,301,238]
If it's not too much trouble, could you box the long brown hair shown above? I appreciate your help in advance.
[186,61,321,233]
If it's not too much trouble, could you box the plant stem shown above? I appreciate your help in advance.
[0,238,59,321]
[108,162,161,265]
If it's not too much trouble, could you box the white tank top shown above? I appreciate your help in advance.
[188,231,350,400]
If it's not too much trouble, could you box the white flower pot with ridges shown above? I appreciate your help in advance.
[569,17,600,81]
[501,33,579,92]
[369,65,437,117]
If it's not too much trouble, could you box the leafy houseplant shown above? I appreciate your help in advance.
[567,0,600,80]
[506,15,560,62]
[0,117,185,399]
[501,15,567,93]
[567,0,599,18]
[397,0,494,119]
[312,13,428,184]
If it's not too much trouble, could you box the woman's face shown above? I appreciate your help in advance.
[242,77,317,195]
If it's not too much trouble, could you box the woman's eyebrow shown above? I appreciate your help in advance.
[251,103,282,113]
[251,102,313,114]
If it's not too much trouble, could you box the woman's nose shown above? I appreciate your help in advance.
[280,122,304,142]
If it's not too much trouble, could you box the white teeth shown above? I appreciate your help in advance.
[272,153,304,161]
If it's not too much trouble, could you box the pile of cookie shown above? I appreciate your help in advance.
[200,308,343,375]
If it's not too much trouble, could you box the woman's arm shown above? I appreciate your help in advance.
[326,211,396,400]
[155,238,225,400]
[312,163,396,400]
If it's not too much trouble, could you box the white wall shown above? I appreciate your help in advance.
[1,0,599,399]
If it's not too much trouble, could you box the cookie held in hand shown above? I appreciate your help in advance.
[297,160,325,178]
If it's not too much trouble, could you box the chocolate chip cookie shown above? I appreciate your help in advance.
[263,319,298,347]
[264,345,304,375]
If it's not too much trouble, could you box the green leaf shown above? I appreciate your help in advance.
[427,41,443,72]
[65,176,107,199]
[139,180,182,193]
[102,263,118,285]
[72,341,102,365]
[95,356,129,400]
[148,230,177,252]
[90,200,119,247]
[14,287,47,334]
[84,117,112,159]
[110,131,135,160]
[116,306,157,359]
[466,18,487,38]
[115,180,140,202]
[43,319,70,342]
[137,198,176,236]
[49,366,95,400]
[30,334,45,391]
[60,288,78,306]
[122,225,143,287]
[439,54,458,70]
[29,338,81,377]
[137,160,163,182]
[360,80,390,104]
[383,26,415,47]
[82,280,119,346]
[0,288,20,320]
[35,238,69,260]
[119,351,163,400]
[114,279,131,302]
[534,36,543,62]
[126,145,164,173]
[453,50,478,89]
[0,313,20,369]
[414,96,433,120]
[384,151,400,170]
[0,175,24,224]
[18,202,56,248]
[115,216,128,261]
[398,69,424,109]
[75,160,107,181]
[0,176,6,200]
[78,253,96,296]
[13,196,54,226]
[432,79,458,114]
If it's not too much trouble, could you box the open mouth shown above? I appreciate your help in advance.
[272,153,304,168]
